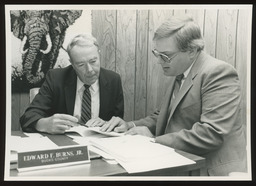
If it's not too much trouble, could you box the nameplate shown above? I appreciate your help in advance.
[17,145,89,172]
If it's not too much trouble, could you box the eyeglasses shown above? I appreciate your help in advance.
[152,49,180,63]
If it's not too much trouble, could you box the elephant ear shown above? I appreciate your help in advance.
[50,10,83,33]
[10,10,26,39]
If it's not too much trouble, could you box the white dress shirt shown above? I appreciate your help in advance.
[73,77,100,121]
[180,55,198,89]
[180,60,194,88]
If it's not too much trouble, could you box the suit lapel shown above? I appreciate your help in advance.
[166,74,193,124]
[64,69,77,115]
[165,52,206,130]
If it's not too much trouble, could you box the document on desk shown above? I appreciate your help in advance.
[10,135,59,153]
[65,126,124,138]
[89,135,195,173]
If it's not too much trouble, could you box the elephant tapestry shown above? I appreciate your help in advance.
[10,10,82,92]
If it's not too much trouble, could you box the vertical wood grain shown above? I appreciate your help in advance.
[173,9,186,16]
[204,9,218,57]
[92,10,116,71]
[216,9,238,66]
[116,10,137,121]
[12,92,29,131]
[134,10,149,120]
[19,92,29,117]
[186,9,205,35]
[147,10,173,115]
[12,8,250,131]
[235,9,250,135]
[11,93,20,131]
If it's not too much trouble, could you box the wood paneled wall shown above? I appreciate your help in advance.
[91,8,250,125]
[11,8,251,131]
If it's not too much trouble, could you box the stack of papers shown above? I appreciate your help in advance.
[65,126,124,138]
[89,135,195,173]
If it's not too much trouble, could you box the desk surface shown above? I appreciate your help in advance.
[9,131,205,177]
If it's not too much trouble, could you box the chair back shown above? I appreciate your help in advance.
[29,88,40,103]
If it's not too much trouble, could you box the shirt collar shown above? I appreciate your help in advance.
[77,77,99,92]
[183,52,200,79]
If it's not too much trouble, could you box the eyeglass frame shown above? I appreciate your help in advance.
[152,49,180,64]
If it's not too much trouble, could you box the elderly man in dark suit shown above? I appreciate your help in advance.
[100,15,247,176]
[20,33,124,134]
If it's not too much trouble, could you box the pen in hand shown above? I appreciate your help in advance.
[74,115,88,127]
[77,121,88,127]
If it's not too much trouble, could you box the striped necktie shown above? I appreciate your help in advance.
[80,84,91,124]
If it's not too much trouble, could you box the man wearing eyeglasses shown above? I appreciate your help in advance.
[99,15,247,176]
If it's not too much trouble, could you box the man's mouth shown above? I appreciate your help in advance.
[85,74,95,78]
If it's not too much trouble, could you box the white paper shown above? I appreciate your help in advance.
[115,152,195,173]
[66,126,124,137]
[88,146,115,160]
[90,135,175,162]
[10,136,59,152]
[89,135,195,173]
[73,137,116,160]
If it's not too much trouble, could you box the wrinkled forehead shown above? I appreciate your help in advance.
[69,39,97,50]
[69,45,99,62]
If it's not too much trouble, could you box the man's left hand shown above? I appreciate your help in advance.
[86,117,106,127]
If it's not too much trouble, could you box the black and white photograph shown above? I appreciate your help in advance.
[4,4,252,181]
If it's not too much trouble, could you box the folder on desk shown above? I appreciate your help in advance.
[89,135,195,173]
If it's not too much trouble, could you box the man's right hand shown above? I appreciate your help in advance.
[35,114,79,134]
[100,116,134,133]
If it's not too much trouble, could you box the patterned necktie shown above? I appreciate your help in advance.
[80,84,91,124]
[168,74,184,114]
[172,73,184,100]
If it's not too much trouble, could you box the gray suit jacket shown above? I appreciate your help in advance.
[134,51,247,176]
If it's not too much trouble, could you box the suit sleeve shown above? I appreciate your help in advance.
[113,74,124,118]
[133,111,159,135]
[156,63,242,155]
[20,71,55,132]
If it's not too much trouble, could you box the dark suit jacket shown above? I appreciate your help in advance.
[20,65,124,132]
[134,52,247,176]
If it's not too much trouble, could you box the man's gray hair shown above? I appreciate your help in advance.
[153,15,204,52]
[67,33,99,55]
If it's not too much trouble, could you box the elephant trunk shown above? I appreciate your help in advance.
[40,34,52,54]
[22,31,48,85]
[21,17,52,85]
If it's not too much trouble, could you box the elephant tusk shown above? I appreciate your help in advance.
[40,34,52,54]
[20,36,28,54]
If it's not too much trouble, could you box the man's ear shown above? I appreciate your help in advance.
[188,48,198,60]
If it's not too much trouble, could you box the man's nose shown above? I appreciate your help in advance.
[85,63,93,72]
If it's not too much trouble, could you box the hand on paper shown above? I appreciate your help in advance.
[125,126,154,138]
[35,114,79,134]
[86,117,106,127]
[100,116,134,133]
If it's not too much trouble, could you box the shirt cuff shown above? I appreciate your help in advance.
[130,121,136,128]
